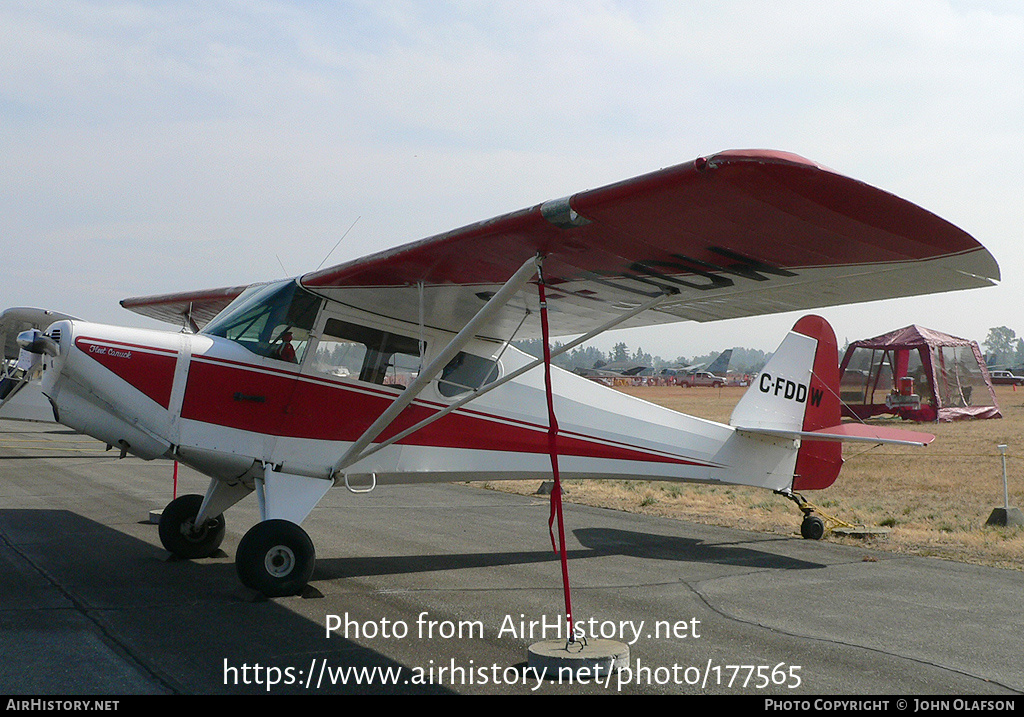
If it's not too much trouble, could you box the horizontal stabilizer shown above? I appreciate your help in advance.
[736,422,934,447]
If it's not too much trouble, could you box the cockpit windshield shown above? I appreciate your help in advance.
[203,279,321,363]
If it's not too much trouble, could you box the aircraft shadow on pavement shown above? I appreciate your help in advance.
[314,525,823,581]
[0,508,455,695]
[573,527,824,570]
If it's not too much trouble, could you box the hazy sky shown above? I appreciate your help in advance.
[3,1,1022,359]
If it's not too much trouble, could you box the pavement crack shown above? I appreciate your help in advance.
[0,526,182,694]
[683,573,1022,694]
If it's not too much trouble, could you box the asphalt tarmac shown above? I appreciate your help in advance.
[1,418,1021,696]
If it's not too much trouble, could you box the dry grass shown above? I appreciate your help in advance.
[482,384,1024,571]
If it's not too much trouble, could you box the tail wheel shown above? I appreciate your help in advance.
[236,519,315,597]
[800,515,825,540]
[159,493,226,559]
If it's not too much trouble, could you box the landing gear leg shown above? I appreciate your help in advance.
[233,465,332,597]
[159,477,251,558]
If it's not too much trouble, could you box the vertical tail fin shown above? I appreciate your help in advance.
[730,315,843,490]
[790,316,843,490]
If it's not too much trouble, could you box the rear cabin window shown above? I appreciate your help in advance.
[313,318,422,387]
[311,318,499,396]
[438,352,499,397]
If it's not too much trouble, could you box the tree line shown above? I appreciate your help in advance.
[512,339,769,374]
[508,326,1024,376]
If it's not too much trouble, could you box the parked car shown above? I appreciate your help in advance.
[989,369,1024,386]
[680,371,726,388]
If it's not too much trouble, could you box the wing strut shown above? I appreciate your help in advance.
[331,256,542,478]
[334,286,677,469]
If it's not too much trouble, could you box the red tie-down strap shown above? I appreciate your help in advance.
[538,274,576,644]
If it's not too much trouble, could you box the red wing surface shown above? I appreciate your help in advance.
[124,150,998,339]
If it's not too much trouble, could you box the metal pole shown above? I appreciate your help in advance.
[999,442,1007,510]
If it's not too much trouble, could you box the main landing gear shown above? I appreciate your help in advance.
[158,468,330,597]
[159,496,316,597]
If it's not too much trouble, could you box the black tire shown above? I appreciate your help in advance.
[800,515,825,540]
[236,519,315,597]
[158,493,226,559]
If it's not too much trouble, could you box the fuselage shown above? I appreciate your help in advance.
[37,281,801,494]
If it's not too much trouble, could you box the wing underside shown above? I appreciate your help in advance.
[121,150,999,338]
[121,284,252,331]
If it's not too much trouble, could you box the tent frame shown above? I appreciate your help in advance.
[839,324,1000,422]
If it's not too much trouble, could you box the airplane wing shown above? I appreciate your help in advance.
[1,307,80,360]
[120,284,252,331]
[122,150,999,340]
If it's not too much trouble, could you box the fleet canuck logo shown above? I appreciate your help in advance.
[759,373,824,408]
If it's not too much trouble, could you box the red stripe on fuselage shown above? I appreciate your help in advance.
[180,355,710,467]
[75,337,177,409]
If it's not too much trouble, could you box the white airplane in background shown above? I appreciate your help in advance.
[1,307,78,421]
[15,150,997,597]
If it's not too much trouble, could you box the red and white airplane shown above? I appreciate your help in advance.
[17,150,997,597]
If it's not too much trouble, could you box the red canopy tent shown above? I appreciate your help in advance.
[839,325,1000,422]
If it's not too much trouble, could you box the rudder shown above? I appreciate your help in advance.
[790,315,843,490]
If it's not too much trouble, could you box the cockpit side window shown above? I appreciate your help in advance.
[313,318,422,387]
[203,280,320,364]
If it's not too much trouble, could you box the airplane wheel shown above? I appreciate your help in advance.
[159,493,226,559]
[800,515,825,540]
[236,519,315,597]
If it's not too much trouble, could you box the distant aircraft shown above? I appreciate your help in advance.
[1,307,77,421]
[705,348,732,376]
[15,150,996,596]
[653,348,734,385]
[574,362,647,381]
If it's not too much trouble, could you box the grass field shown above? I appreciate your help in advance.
[486,384,1024,571]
